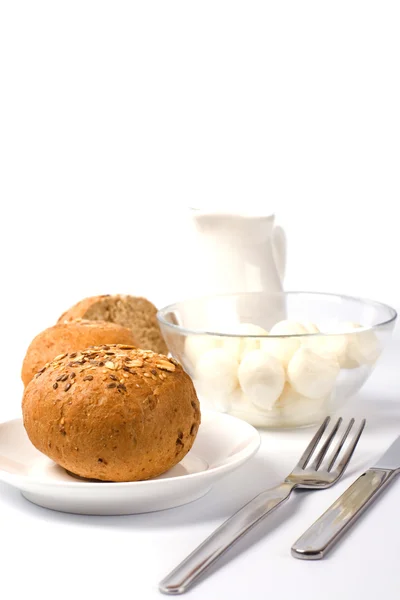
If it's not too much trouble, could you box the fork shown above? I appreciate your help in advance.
[159,416,366,595]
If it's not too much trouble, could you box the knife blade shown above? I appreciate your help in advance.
[373,435,400,470]
[291,435,400,560]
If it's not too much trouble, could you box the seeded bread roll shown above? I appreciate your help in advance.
[58,294,167,355]
[21,320,137,387]
[22,345,201,482]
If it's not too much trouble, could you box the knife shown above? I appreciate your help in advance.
[291,435,400,560]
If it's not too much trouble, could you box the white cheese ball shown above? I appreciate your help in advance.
[194,348,239,408]
[302,322,320,334]
[238,350,285,411]
[222,323,268,360]
[311,323,381,369]
[340,322,381,366]
[277,383,328,426]
[229,390,284,427]
[304,332,350,367]
[301,323,331,356]
[322,334,350,366]
[184,334,221,369]
[226,387,247,413]
[287,346,340,399]
[261,321,307,367]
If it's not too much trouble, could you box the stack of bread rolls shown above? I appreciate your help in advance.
[21,295,200,482]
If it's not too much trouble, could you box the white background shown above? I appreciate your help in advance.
[0,2,399,599]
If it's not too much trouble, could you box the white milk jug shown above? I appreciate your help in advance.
[190,209,287,296]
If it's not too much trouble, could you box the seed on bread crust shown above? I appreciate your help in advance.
[156,361,176,372]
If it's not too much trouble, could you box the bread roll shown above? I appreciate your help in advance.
[58,294,167,355]
[21,320,137,386]
[22,345,201,482]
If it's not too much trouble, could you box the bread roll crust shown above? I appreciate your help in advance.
[57,294,168,355]
[57,295,110,323]
[22,345,201,482]
[21,320,137,387]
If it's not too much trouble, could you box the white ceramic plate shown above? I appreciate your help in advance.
[0,411,260,515]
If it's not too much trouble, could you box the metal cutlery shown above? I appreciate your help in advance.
[159,416,366,595]
[292,433,400,560]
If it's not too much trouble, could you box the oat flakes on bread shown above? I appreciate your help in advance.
[21,320,137,387]
[58,294,167,355]
[22,345,201,482]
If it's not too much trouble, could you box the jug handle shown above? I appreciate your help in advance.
[272,225,287,281]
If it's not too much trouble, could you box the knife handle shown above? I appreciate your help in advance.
[291,468,397,560]
[159,482,294,595]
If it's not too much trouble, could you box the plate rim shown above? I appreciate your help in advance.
[0,411,260,489]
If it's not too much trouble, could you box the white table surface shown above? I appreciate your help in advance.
[1,337,399,600]
[1,3,400,598]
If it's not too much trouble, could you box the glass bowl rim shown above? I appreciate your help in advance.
[157,291,398,339]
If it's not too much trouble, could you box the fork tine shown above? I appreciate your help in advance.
[297,416,331,470]
[326,418,355,472]
[333,419,366,475]
[309,417,343,470]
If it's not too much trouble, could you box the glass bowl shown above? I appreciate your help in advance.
[157,292,397,429]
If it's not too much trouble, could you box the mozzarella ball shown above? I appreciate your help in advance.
[229,390,284,426]
[277,383,328,426]
[322,334,350,365]
[287,346,340,399]
[184,334,221,368]
[304,333,350,367]
[261,321,308,367]
[313,323,380,369]
[302,322,320,334]
[226,387,247,411]
[340,322,381,366]
[238,350,285,411]
[222,323,268,360]
[194,348,239,403]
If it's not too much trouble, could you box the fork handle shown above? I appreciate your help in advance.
[159,482,295,595]
[291,468,396,560]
